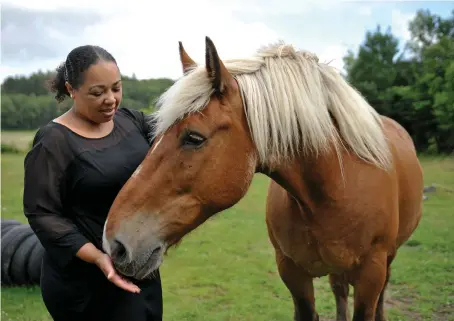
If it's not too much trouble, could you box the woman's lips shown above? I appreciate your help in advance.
[100,108,116,117]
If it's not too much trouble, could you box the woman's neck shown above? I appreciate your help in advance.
[54,107,114,139]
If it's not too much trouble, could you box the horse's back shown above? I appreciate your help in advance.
[382,116,424,247]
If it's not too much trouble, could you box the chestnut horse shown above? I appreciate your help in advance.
[103,37,423,321]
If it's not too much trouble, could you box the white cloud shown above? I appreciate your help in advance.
[1,0,120,13]
[318,44,348,73]
[1,0,283,81]
[391,9,415,41]
[358,6,372,16]
[78,1,282,80]
[223,0,342,16]
[0,0,370,82]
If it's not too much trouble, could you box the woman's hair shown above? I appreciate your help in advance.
[47,45,117,102]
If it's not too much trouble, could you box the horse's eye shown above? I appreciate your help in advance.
[182,131,206,148]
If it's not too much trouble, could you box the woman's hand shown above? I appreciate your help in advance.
[76,242,140,294]
[94,253,141,294]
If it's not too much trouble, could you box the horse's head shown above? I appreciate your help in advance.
[103,37,258,279]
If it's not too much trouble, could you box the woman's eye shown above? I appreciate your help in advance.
[182,132,206,148]
[91,92,102,97]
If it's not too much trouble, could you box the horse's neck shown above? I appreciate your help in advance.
[265,148,345,210]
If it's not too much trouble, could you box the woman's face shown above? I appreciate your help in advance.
[68,60,122,124]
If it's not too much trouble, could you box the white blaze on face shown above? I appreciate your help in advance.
[102,219,111,255]
[151,136,163,154]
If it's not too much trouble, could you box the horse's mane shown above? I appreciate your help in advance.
[152,42,392,170]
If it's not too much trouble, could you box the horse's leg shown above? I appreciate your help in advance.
[329,273,350,321]
[374,255,395,321]
[266,190,319,321]
[274,249,319,321]
[352,248,387,321]
[267,222,318,320]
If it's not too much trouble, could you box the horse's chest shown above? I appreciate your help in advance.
[267,212,339,277]
[266,205,358,277]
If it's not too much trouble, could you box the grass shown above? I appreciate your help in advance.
[1,146,453,320]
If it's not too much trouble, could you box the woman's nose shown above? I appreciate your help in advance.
[104,91,116,104]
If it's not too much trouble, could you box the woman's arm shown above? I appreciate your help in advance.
[23,139,90,269]
[24,130,140,293]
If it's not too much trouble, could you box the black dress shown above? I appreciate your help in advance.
[23,108,163,321]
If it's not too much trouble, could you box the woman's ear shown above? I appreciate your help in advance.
[65,81,74,99]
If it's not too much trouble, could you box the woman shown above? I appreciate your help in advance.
[23,45,163,321]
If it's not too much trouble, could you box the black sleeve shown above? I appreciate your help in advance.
[23,134,90,269]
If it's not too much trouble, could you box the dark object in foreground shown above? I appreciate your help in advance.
[1,219,45,286]
[423,184,436,193]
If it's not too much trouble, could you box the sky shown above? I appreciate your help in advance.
[1,0,452,84]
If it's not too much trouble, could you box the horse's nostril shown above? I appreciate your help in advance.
[151,246,162,256]
[111,238,128,263]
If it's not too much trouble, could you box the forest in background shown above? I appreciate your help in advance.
[1,73,173,130]
[2,9,453,153]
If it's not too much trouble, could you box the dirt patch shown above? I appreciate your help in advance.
[384,284,423,320]
[433,302,454,320]
[385,284,454,321]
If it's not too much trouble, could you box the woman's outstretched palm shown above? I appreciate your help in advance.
[95,253,141,294]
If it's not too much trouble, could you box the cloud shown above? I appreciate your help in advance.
[0,0,121,13]
[391,9,415,41]
[1,1,283,81]
[78,1,282,80]
[319,44,349,73]
[1,0,397,83]
[1,4,104,65]
[226,0,342,16]
[358,6,372,16]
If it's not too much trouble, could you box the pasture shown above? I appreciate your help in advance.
[1,131,36,152]
[1,131,453,321]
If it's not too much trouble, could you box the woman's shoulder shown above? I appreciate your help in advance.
[25,122,76,172]
[29,122,76,163]
[32,121,69,148]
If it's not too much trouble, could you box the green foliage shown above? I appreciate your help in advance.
[345,9,454,154]
[1,93,72,130]
[1,143,21,154]
[1,72,174,131]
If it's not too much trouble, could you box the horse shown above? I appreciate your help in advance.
[102,37,424,321]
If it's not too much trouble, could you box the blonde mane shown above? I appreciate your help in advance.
[152,42,392,170]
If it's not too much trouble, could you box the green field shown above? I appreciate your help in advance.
[1,131,37,152]
[1,132,453,320]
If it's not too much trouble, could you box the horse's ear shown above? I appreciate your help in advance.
[205,36,234,93]
[179,41,196,74]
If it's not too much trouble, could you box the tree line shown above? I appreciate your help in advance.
[1,9,453,153]
[1,72,173,130]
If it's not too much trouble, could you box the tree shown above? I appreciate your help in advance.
[407,9,454,152]
[344,10,454,154]
[344,25,401,114]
